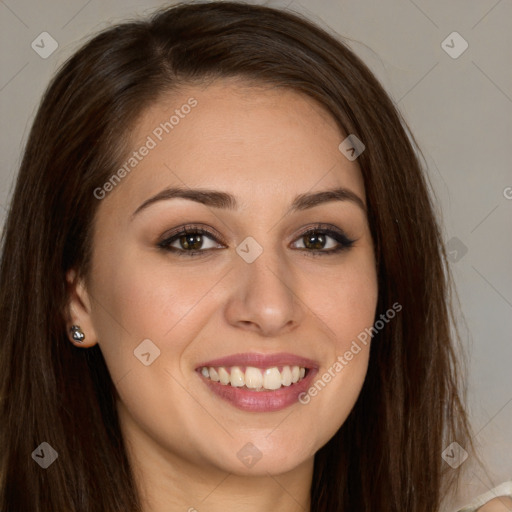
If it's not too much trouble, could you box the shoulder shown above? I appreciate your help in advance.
[476,496,512,511]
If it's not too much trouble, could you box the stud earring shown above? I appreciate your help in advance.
[70,325,85,343]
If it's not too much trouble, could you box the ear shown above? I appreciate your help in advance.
[64,269,99,348]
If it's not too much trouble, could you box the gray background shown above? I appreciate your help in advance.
[1,0,511,507]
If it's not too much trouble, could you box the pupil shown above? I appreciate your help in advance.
[305,232,325,250]
[181,233,203,250]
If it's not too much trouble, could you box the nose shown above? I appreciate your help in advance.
[223,249,305,338]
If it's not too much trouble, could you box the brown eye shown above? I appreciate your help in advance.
[158,225,225,256]
[302,232,327,250]
[178,233,204,251]
[291,225,356,255]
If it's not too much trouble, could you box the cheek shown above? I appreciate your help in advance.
[87,249,224,387]
[297,254,377,436]
[307,255,378,353]
[91,247,222,335]
[336,270,378,350]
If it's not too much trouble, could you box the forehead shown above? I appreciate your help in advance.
[100,78,366,215]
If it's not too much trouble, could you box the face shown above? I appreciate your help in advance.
[69,78,378,480]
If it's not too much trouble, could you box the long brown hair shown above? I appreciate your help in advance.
[0,2,474,510]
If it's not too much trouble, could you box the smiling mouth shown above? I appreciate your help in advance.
[197,365,309,391]
[195,352,318,412]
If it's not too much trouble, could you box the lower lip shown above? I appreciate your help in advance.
[199,369,318,412]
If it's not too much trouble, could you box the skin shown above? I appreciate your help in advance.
[478,497,512,511]
[66,78,378,512]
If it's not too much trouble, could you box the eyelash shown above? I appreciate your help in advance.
[157,223,356,258]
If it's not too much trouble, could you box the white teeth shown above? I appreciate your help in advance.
[263,367,282,390]
[291,365,300,383]
[199,364,308,390]
[218,367,230,385]
[245,366,263,389]
[281,365,292,386]
[230,366,245,387]
[209,367,219,382]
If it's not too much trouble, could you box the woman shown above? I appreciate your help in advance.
[0,2,509,511]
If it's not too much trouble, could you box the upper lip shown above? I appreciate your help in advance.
[196,352,319,370]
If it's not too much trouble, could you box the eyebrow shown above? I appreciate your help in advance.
[131,186,366,219]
